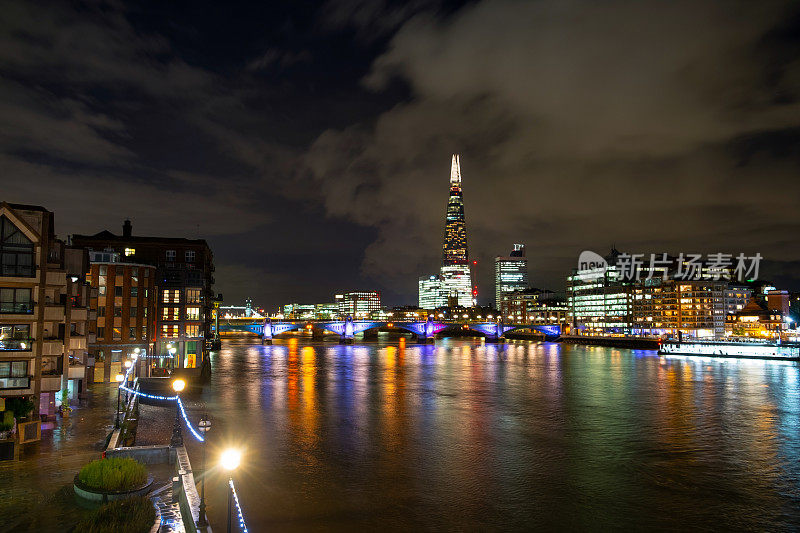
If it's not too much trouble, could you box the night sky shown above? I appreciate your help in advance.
[3,0,800,310]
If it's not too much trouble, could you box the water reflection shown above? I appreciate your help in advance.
[188,338,800,531]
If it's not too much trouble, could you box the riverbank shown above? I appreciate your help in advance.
[560,335,660,349]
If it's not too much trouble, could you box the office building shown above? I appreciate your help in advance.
[495,244,529,307]
[419,275,449,309]
[72,220,215,377]
[336,291,381,318]
[631,280,725,338]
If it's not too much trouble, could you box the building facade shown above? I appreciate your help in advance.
[566,265,632,335]
[72,221,214,375]
[336,291,381,318]
[0,203,90,420]
[495,244,529,307]
[85,253,157,382]
[631,280,725,338]
[419,275,449,309]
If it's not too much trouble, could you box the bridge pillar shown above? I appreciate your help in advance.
[262,318,273,345]
[363,328,378,340]
[419,315,436,343]
[310,326,325,340]
[339,316,355,344]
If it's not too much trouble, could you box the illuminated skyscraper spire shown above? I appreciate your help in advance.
[443,154,468,266]
[439,154,475,307]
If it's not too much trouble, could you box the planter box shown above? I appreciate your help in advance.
[73,473,154,503]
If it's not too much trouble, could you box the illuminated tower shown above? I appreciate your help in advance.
[440,154,475,307]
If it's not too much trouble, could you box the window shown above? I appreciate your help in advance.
[141,325,147,338]
[1,217,35,277]
[186,288,202,304]
[131,287,138,297]
[98,306,106,317]
[129,327,137,339]
[0,288,32,313]
[124,248,135,256]
[99,265,107,276]
[166,250,176,261]
[130,307,137,318]
[161,324,179,338]
[114,286,122,297]
[112,327,122,340]
[186,307,200,321]
[114,307,122,317]
[185,250,196,262]
[185,324,201,337]
[143,308,148,318]
[0,361,28,379]
[97,326,105,338]
[162,289,180,304]
[0,325,31,350]
[162,307,179,321]
[131,267,138,276]
[144,269,150,278]
[98,285,106,296]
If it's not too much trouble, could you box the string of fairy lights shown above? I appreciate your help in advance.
[117,352,249,531]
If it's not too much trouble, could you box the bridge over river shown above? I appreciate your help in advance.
[214,316,561,344]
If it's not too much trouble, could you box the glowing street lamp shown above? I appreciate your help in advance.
[197,416,212,528]
[114,373,125,428]
[221,448,242,533]
[170,378,186,447]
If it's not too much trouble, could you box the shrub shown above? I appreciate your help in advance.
[78,457,148,492]
[5,397,34,420]
[74,496,156,533]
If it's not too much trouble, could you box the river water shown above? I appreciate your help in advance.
[186,337,800,531]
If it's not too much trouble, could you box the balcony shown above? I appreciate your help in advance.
[46,271,66,286]
[69,336,87,351]
[0,339,33,352]
[70,307,88,321]
[41,339,63,356]
[41,375,63,391]
[0,376,31,390]
[68,364,86,380]
[44,305,65,321]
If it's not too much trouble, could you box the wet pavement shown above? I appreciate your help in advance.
[0,384,118,532]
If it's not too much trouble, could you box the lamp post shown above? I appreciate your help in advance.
[220,448,242,533]
[114,373,124,428]
[170,378,186,447]
[196,416,212,528]
[123,359,133,402]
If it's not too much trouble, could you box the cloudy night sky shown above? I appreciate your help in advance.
[2,0,800,310]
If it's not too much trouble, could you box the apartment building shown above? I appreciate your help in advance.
[72,220,214,377]
[0,203,90,420]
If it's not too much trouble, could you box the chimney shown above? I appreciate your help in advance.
[123,219,132,237]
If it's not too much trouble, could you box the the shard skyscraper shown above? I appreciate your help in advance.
[419,154,477,309]
[440,154,475,307]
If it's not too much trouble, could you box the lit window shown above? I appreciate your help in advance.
[185,324,200,337]
[186,307,200,320]
[166,250,176,261]
[185,250,196,262]
[124,248,135,256]
[186,289,202,304]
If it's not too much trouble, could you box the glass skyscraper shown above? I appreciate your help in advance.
[418,154,476,309]
[495,244,529,307]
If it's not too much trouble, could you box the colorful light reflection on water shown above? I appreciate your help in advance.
[187,338,800,531]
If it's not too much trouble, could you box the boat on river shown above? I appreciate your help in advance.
[658,339,800,361]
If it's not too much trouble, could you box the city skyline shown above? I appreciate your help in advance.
[2,0,800,309]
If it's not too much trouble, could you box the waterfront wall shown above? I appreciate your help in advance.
[560,335,660,350]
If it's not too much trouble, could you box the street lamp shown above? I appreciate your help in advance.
[221,448,242,533]
[197,416,212,528]
[170,378,186,447]
[114,373,124,428]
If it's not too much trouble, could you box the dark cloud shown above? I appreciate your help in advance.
[306,0,800,296]
[2,0,800,310]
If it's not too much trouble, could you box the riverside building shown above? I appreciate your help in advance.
[72,220,215,377]
[495,244,529,308]
[0,203,91,421]
[85,252,157,382]
[336,291,381,318]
